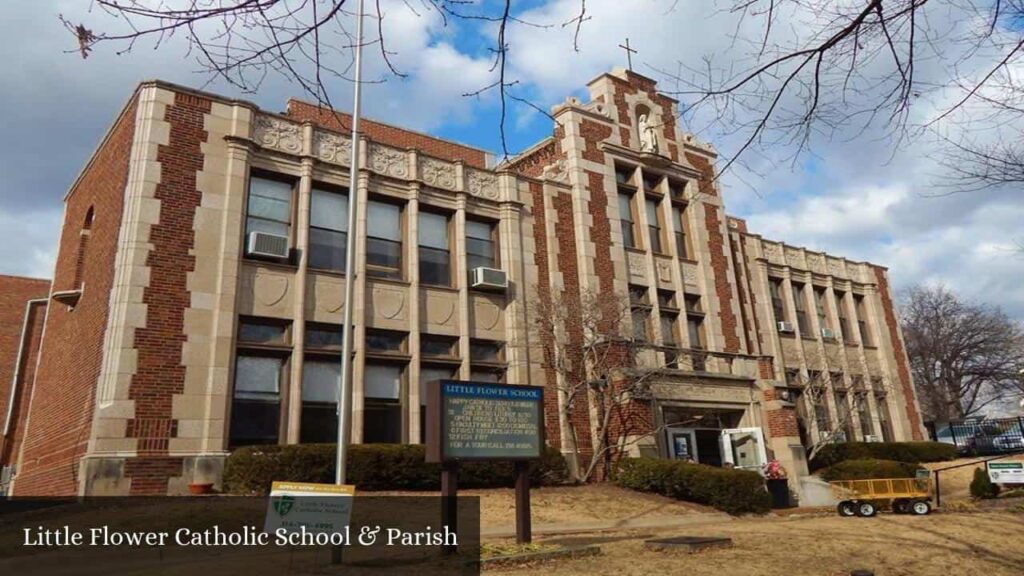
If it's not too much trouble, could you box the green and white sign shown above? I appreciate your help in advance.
[986,462,1024,485]
[264,481,355,535]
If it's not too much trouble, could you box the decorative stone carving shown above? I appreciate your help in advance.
[785,247,804,268]
[314,131,352,166]
[628,252,647,277]
[254,273,288,306]
[372,287,406,320]
[425,293,456,326]
[682,262,699,286]
[542,158,569,183]
[466,170,500,201]
[474,298,502,331]
[807,252,826,274]
[639,113,660,154]
[827,258,844,278]
[583,100,610,118]
[253,115,302,154]
[315,279,345,313]
[369,144,409,179]
[763,243,783,264]
[656,260,672,282]
[420,157,457,190]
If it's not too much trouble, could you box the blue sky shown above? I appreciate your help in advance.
[1,0,1022,320]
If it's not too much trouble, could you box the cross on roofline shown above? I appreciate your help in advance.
[618,38,637,71]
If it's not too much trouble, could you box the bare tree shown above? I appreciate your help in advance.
[901,284,1024,421]
[529,287,705,482]
[654,1,1024,183]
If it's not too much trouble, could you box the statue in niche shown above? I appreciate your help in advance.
[638,113,660,154]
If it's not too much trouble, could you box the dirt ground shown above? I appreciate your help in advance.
[488,509,1024,576]
[923,454,1024,501]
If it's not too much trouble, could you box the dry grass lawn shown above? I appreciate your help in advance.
[488,509,1024,576]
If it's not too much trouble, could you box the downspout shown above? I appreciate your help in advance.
[3,299,48,437]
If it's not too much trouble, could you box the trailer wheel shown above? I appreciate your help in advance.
[855,502,877,517]
[911,500,932,516]
[837,501,856,517]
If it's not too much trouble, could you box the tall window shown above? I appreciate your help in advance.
[792,282,811,335]
[246,176,293,239]
[364,363,403,443]
[367,200,402,279]
[834,388,854,442]
[629,285,650,342]
[301,359,339,443]
[769,279,786,325]
[814,287,829,334]
[230,319,290,447]
[660,312,680,366]
[619,193,637,249]
[301,323,343,443]
[854,295,872,346]
[466,220,497,271]
[812,390,831,438]
[685,295,706,370]
[853,377,873,438]
[418,211,451,286]
[309,188,347,272]
[672,205,688,259]
[835,290,853,342]
[875,387,894,442]
[645,198,662,253]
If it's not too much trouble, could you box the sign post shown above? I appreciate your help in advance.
[426,380,545,547]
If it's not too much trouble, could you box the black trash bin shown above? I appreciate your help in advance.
[766,478,792,509]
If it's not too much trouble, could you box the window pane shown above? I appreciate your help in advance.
[420,367,457,406]
[365,364,402,399]
[301,403,337,444]
[366,330,405,353]
[303,360,339,403]
[421,335,457,357]
[366,237,401,270]
[618,194,633,221]
[632,310,648,340]
[466,237,495,259]
[250,177,293,203]
[309,228,347,271]
[230,398,280,446]
[248,194,291,222]
[418,212,449,249]
[238,320,287,345]
[470,340,504,363]
[687,316,704,348]
[310,189,347,231]
[645,199,659,225]
[368,201,401,241]
[466,220,492,240]
[467,254,495,271]
[419,247,451,285]
[660,314,677,344]
[363,400,402,443]
[306,323,343,349]
[246,218,289,238]
[234,356,282,395]
[470,369,504,383]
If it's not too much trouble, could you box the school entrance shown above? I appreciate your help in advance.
[659,405,767,471]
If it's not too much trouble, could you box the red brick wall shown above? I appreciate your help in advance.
[122,92,212,494]
[13,97,138,496]
[873,267,924,440]
[704,203,741,353]
[286,100,489,168]
[0,277,49,468]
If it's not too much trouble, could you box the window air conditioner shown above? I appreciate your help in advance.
[777,321,795,333]
[470,267,508,291]
[246,231,290,259]
[821,327,836,339]
[864,434,882,443]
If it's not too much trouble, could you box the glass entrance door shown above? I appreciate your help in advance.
[720,427,768,470]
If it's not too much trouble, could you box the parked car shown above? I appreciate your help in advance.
[964,422,1024,455]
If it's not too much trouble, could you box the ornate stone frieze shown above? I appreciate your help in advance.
[785,247,804,268]
[542,158,569,183]
[682,262,699,286]
[763,243,783,264]
[628,252,647,277]
[313,131,352,166]
[827,258,844,278]
[807,252,826,274]
[369,143,409,179]
[420,156,457,190]
[466,170,500,201]
[253,115,302,154]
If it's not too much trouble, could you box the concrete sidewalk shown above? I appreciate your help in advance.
[481,512,733,539]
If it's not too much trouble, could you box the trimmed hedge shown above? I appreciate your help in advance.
[223,443,569,495]
[970,467,1000,499]
[819,459,922,481]
[809,442,957,471]
[613,458,771,516]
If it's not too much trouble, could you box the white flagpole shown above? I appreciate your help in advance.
[336,0,365,486]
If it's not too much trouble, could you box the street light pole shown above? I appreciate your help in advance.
[336,0,365,486]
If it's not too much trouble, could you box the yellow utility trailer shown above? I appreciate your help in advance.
[830,476,933,517]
